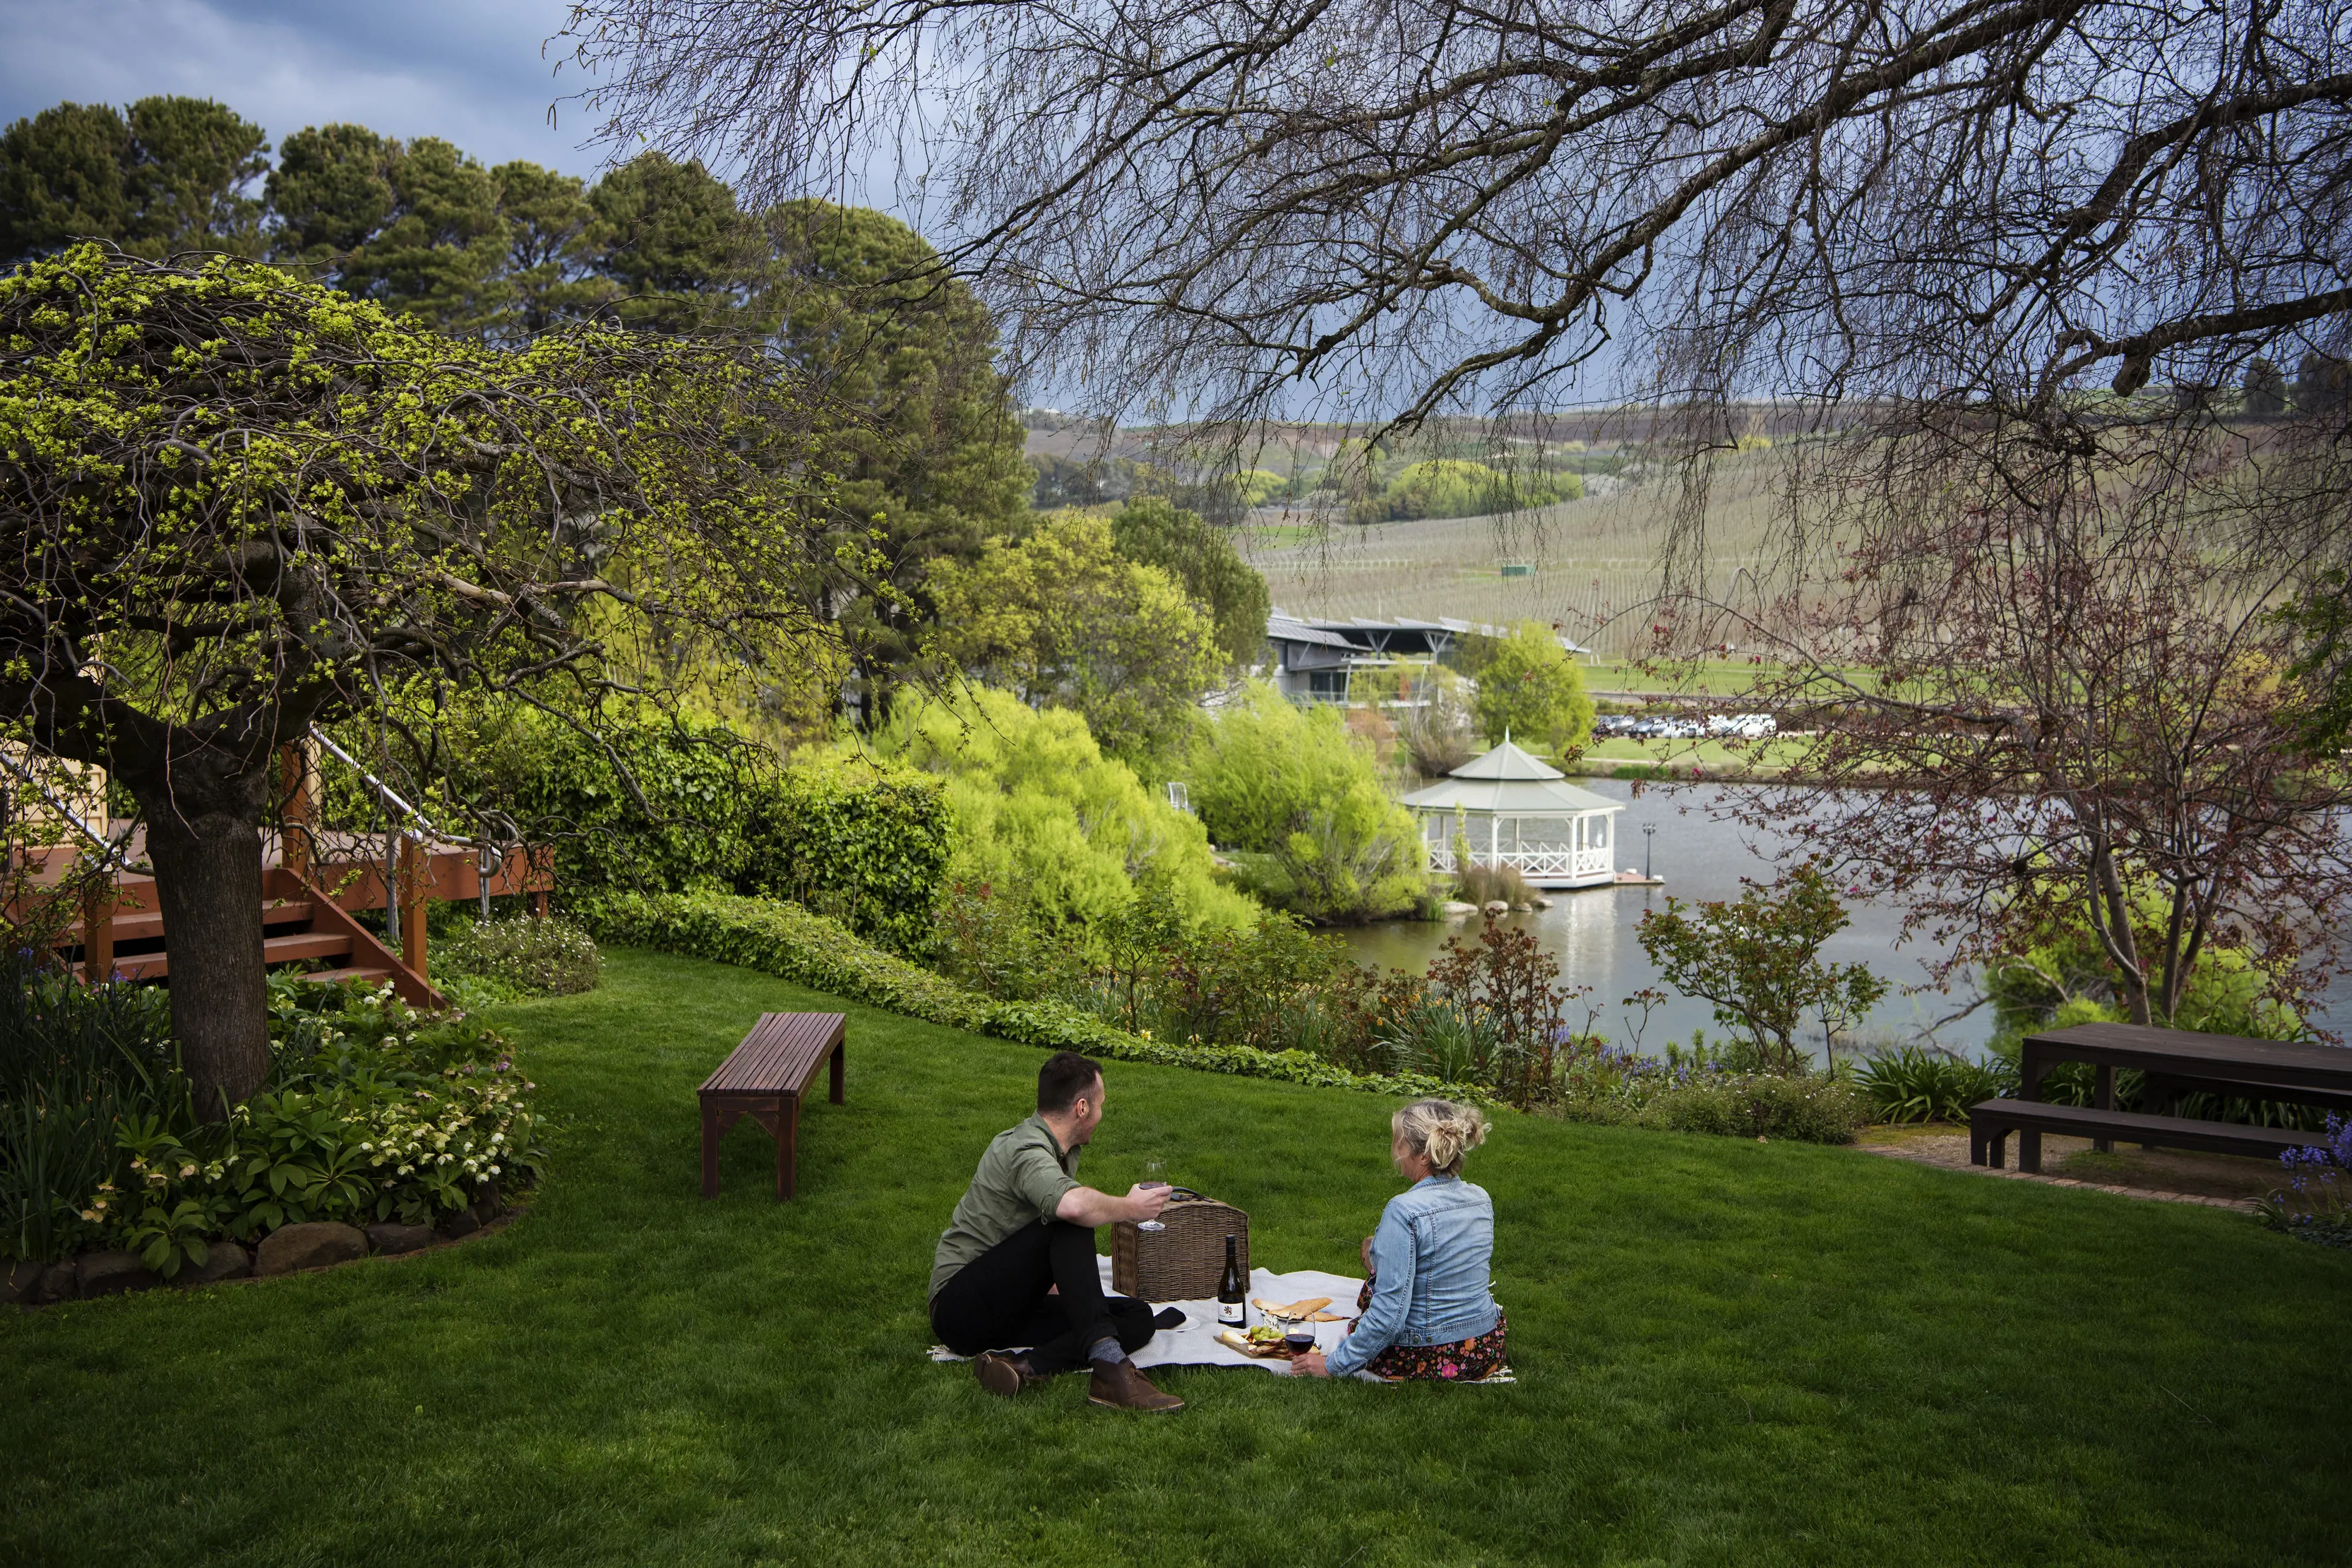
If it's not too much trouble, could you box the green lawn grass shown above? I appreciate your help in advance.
[7,947,2348,1567]
[1578,736,1809,775]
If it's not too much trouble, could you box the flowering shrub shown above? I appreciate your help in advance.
[435,915,602,999]
[4,962,544,1272]
[2259,1114,2352,1250]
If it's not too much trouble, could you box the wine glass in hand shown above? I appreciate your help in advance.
[1137,1159,1169,1232]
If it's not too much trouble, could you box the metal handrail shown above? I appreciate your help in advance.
[0,747,138,872]
[306,726,523,851]
[306,726,450,842]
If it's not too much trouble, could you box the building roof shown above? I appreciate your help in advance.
[1264,609,1591,657]
[1264,612,1359,651]
[1397,738,1622,815]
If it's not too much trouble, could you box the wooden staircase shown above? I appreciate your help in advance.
[55,867,436,1003]
[28,843,554,1010]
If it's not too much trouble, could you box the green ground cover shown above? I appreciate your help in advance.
[6,947,2348,1567]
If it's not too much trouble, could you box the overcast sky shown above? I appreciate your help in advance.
[1,0,608,175]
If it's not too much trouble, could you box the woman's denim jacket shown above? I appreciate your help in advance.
[1326,1174,1498,1376]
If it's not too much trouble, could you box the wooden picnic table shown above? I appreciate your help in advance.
[698,1012,846,1201]
[2010,1021,2352,1167]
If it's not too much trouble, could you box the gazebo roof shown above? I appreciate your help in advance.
[1447,738,1563,781]
[1397,738,1622,815]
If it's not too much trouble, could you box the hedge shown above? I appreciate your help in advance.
[475,713,953,953]
[580,890,1495,1106]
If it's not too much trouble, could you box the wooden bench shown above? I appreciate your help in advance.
[698,1012,846,1200]
[1967,1098,2312,1174]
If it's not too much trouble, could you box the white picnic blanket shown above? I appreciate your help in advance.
[928,1257,1515,1383]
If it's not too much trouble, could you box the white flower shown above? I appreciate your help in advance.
[488,1164,501,1175]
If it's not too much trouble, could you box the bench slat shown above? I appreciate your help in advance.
[699,1012,847,1202]
[1968,1099,2315,1157]
[699,1012,845,1097]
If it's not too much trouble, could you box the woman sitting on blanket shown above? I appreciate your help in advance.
[1293,1098,1506,1382]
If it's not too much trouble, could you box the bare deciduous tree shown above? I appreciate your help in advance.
[559,0,2352,428]
[1716,405,2352,1035]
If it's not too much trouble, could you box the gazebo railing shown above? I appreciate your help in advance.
[1428,844,1615,879]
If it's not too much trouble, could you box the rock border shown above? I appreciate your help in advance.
[3,1198,527,1310]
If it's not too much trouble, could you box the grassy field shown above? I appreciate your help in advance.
[1575,736,1811,777]
[6,947,2348,1567]
[1241,448,1792,655]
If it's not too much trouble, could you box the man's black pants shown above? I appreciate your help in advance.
[929,1221,1156,1375]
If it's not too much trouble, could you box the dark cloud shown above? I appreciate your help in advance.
[0,0,609,174]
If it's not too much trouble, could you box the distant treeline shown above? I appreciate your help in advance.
[0,94,875,345]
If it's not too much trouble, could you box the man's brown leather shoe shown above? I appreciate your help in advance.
[974,1352,1041,1398]
[1087,1357,1183,1412]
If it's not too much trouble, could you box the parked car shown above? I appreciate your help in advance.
[1706,712,1778,740]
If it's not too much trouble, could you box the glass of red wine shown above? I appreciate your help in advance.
[1138,1158,1169,1232]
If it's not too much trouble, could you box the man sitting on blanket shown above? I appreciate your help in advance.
[929,1051,1185,1411]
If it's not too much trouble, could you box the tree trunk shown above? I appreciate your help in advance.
[137,775,272,1120]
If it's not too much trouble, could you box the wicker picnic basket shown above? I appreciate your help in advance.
[1111,1188,1250,1301]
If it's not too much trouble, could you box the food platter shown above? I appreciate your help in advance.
[1217,1325,1297,1359]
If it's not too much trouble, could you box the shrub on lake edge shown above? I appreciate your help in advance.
[1545,1042,1870,1143]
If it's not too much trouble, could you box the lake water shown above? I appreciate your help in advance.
[1341,780,2352,1062]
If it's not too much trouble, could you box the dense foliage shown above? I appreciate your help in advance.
[851,687,1253,936]
[1,954,544,1269]
[1347,458,1581,525]
[1553,1050,1872,1142]
[1107,496,1272,671]
[1188,683,1426,923]
[763,199,1032,726]
[1462,621,1596,754]
[0,95,268,262]
[1853,1047,2010,1125]
[471,710,954,953]
[926,513,1224,763]
[432,916,604,1005]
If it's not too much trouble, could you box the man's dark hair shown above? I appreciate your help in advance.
[1037,1052,1103,1115]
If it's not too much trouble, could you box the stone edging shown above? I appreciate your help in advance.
[5,1203,527,1310]
[1858,1144,2262,1211]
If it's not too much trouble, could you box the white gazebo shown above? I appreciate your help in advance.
[1399,738,1623,889]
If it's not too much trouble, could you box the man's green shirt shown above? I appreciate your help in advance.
[930,1114,1082,1300]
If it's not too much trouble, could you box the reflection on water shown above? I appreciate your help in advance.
[1341,779,2351,1060]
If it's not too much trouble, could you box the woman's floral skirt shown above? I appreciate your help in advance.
[1350,1277,1509,1382]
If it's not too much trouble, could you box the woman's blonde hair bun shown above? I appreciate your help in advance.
[1394,1098,1490,1175]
